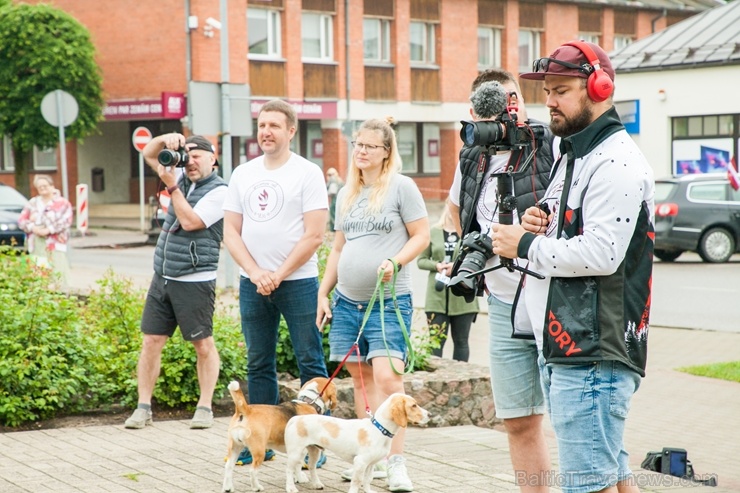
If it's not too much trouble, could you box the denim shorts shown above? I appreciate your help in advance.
[488,295,545,419]
[538,354,641,493]
[328,290,413,363]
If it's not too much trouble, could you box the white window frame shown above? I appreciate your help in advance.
[410,22,436,65]
[1,135,13,171]
[363,18,391,63]
[614,35,633,51]
[33,145,57,171]
[578,33,601,45]
[518,30,541,73]
[247,8,281,59]
[477,26,502,69]
[302,13,334,62]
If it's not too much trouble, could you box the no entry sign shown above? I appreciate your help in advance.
[132,126,153,153]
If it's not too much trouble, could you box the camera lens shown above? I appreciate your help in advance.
[158,149,179,166]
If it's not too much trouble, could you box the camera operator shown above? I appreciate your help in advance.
[125,133,227,431]
[448,68,555,493]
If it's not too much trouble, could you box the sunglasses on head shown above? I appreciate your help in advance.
[531,57,593,76]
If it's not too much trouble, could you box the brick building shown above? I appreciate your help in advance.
[0,0,719,206]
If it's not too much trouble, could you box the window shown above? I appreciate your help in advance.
[674,115,734,138]
[478,27,501,69]
[364,18,391,63]
[518,30,541,73]
[396,123,441,174]
[1,135,13,171]
[409,22,435,65]
[34,146,57,170]
[397,123,417,174]
[613,35,632,51]
[578,33,600,45]
[302,13,333,61]
[247,8,281,58]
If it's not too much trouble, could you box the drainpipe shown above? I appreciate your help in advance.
[185,0,193,131]
[651,8,667,33]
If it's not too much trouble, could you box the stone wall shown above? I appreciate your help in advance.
[280,357,500,429]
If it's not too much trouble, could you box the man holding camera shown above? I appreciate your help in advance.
[125,133,227,430]
[448,68,555,493]
[493,41,654,493]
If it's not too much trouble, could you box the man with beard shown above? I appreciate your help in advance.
[492,41,655,493]
[126,134,227,430]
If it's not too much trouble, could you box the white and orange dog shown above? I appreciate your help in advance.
[222,377,338,493]
[284,393,430,493]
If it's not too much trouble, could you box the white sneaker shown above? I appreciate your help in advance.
[386,455,413,492]
[190,407,214,429]
[340,460,388,481]
[124,408,152,429]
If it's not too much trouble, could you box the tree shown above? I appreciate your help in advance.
[0,3,103,197]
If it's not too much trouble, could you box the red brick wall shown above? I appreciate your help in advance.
[439,0,479,102]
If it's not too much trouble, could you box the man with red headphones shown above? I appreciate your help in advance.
[493,41,656,493]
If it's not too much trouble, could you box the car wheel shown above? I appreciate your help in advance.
[697,227,735,263]
[654,249,684,262]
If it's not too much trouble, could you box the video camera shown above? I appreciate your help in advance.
[460,91,546,152]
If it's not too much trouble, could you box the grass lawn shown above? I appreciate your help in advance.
[678,361,740,383]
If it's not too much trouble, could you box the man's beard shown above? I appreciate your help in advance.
[550,98,593,137]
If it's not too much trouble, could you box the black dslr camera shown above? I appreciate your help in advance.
[448,232,494,302]
[460,93,546,151]
[158,147,190,167]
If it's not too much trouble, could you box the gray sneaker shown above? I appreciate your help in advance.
[190,407,214,429]
[341,460,387,481]
[124,408,152,429]
[386,455,413,492]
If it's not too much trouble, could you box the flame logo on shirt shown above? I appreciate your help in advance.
[259,189,269,211]
[246,180,284,222]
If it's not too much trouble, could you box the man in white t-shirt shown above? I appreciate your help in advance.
[223,99,329,465]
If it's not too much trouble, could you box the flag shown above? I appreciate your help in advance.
[728,157,740,191]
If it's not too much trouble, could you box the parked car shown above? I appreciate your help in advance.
[654,174,740,263]
[0,183,29,250]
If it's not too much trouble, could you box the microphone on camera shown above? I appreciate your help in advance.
[469,81,508,119]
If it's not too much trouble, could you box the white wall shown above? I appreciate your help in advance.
[77,121,132,204]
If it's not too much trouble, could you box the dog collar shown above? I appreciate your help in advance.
[292,396,325,415]
[371,417,395,438]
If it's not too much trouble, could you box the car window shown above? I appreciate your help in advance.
[0,185,28,209]
[732,187,740,203]
[687,183,726,202]
[654,182,678,202]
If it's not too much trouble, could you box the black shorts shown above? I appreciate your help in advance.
[141,273,216,341]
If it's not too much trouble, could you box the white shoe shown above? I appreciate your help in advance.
[190,407,214,429]
[340,460,388,481]
[124,408,152,429]
[386,455,413,492]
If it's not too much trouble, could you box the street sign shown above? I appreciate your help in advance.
[41,90,79,127]
[132,126,153,153]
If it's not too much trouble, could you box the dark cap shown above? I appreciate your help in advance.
[520,41,615,82]
[185,135,219,166]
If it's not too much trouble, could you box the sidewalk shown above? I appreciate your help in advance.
[2,216,737,492]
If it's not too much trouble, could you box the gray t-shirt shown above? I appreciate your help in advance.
[335,174,427,300]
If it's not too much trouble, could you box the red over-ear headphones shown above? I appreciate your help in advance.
[565,41,614,102]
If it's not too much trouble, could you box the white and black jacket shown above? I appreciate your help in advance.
[517,107,655,376]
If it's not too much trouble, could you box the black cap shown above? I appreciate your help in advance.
[185,135,219,166]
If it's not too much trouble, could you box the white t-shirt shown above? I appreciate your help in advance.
[223,153,328,280]
[449,152,521,303]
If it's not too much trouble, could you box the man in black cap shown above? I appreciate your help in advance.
[493,41,655,493]
[125,132,227,430]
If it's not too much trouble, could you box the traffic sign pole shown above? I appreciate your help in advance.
[132,127,153,233]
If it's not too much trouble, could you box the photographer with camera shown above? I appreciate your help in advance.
[493,41,654,493]
[448,68,554,493]
[125,133,227,430]
[417,198,479,362]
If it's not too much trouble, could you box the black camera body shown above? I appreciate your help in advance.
[448,232,494,301]
[460,93,546,151]
[158,147,190,167]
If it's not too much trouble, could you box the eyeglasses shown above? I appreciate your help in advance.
[531,57,592,76]
[351,141,387,152]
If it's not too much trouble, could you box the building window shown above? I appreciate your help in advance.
[397,123,417,174]
[247,8,281,58]
[673,115,734,138]
[478,27,501,69]
[302,13,333,61]
[1,135,13,171]
[364,18,391,63]
[578,33,600,45]
[518,30,541,73]
[409,22,435,65]
[613,35,632,51]
[34,146,57,170]
[396,123,441,175]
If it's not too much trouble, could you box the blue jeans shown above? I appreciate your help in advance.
[538,354,641,493]
[239,276,328,405]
